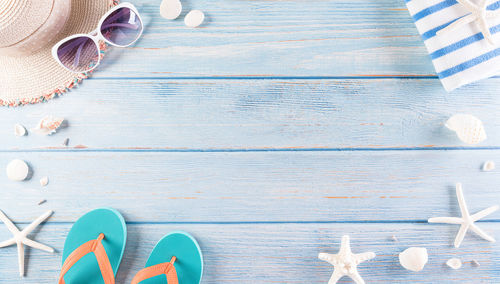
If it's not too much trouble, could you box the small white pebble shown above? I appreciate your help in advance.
[185,10,205,28]
[63,138,70,146]
[38,199,47,205]
[6,159,30,181]
[14,124,27,136]
[471,260,480,267]
[40,176,49,187]
[482,161,495,171]
[160,0,182,20]
[446,258,462,269]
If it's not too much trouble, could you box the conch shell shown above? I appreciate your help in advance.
[32,116,64,135]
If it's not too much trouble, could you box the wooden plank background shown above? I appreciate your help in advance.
[0,223,499,283]
[0,0,499,283]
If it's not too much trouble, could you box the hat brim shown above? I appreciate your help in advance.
[0,0,117,107]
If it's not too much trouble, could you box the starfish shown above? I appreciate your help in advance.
[0,210,54,276]
[428,183,499,248]
[437,0,500,45]
[318,235,376,284]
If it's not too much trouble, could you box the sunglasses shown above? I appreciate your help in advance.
[52,2,143,73]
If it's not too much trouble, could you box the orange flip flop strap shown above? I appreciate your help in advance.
[131,261,179,284]
[58,233,115,284]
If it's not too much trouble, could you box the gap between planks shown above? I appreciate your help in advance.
[91,76,443,80]
[3,147,500,152]
[6,220,500,225]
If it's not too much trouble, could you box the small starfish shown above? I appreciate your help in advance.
[437,0,500,45]
[318,235,376,284]
[428,183,499,248]
[0,210,54,276]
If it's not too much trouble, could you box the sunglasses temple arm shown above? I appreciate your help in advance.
[102,7,130,27]
[72,40,86,68]
[101,23,140,30]
[57,37,89,54]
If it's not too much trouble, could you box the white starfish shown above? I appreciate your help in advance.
[428,183,499,248]
[0,210,54,276]
[318,235,376,284]
[437,0,500,45]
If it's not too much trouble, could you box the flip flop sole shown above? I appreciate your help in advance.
[61,208,127,284]
[142,231,203,284]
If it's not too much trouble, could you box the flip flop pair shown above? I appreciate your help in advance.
[58,208,203,284]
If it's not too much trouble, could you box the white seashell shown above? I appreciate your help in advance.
[446,258,462,269]
[160,0,182,20]
[399,247,428,272]
[445,114,486,144]
[185,10,205,28]
[6,159,30,181]
[482,161,495,171]
[14,124,27,136]
[32,116,64,135]
[40,176,49,187]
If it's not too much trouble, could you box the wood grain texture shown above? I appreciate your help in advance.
[1,0,500,282]
[0,223,497,283]
[0,150,498,223]
[2,78,500,150]
[89,0,435,78]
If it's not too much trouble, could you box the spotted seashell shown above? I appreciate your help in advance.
[445,114,486,145]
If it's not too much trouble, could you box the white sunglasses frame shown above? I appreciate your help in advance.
[52,2,143,73]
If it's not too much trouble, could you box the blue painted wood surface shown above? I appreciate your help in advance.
[0,0,499,283]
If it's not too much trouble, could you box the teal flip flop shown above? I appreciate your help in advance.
[131,231,203,284]
[58,208,127,284]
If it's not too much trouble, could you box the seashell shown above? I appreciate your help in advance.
[445,114,486,144]
[391,235,398,242]
[62,138,70,146]
[6,159,30,181]
[14,124,27,136]
[185,10,205,28]
[471,259,480,267]
[399,247,428,272]
[446,258,462,269]
[40,176,49,187]
[160,0,182,20]
[32,116,64,135]
[38,199,47,205]
[482,161,495,171]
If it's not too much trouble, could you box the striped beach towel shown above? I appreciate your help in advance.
[406,0,500,91]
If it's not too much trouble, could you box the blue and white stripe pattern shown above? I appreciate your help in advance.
[406,0,500,91]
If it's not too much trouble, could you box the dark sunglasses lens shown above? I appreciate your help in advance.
[57,36,99,72]
[101,7,143,46]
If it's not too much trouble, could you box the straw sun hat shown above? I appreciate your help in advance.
[0,0,118,106]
